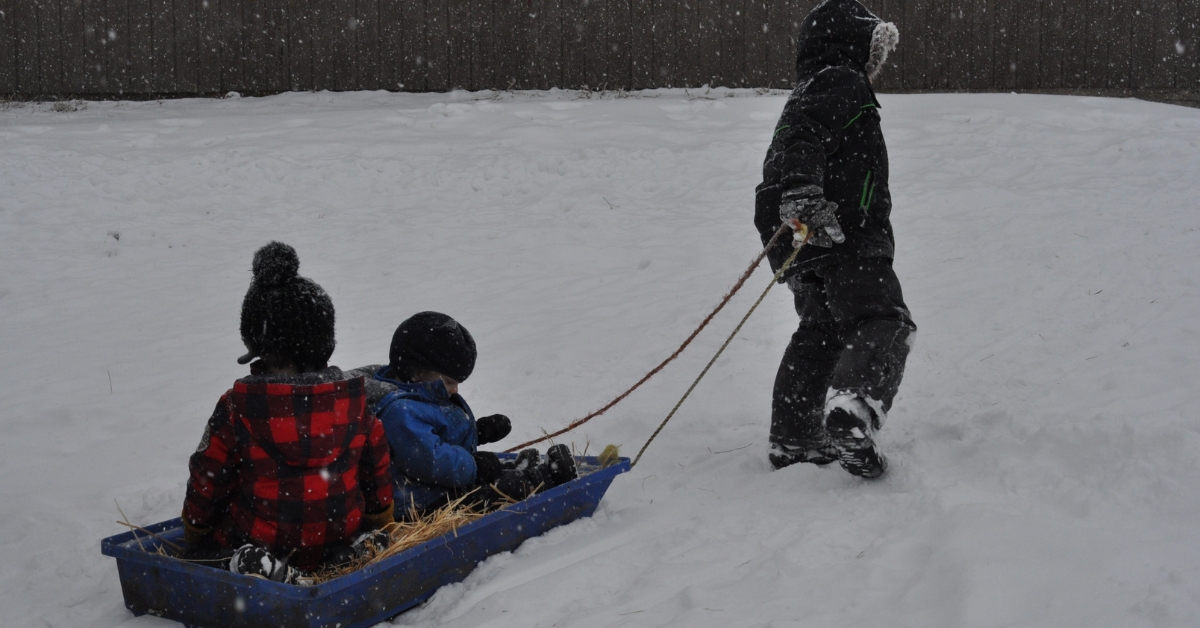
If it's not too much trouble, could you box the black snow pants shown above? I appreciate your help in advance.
[771,257,916,449]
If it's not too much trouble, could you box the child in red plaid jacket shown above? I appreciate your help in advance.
[182,242,395,573]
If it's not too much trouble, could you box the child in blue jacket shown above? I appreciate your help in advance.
[357,312,576,515]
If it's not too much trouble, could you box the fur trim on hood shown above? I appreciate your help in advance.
[866,21,900,82]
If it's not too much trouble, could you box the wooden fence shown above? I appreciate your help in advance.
[1,0,1197,97]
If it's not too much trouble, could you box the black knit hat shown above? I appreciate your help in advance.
[237,241,336,370]
[388,312,477,383]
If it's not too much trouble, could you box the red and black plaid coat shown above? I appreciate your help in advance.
[183,369,394,570]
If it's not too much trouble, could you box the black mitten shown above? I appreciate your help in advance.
[779,185,845,248]
[476,414,512,445]
[472,451,504,485]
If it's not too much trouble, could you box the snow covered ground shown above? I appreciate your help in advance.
[2,87,1199,627]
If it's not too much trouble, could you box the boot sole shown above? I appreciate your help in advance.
[826,411,888,479]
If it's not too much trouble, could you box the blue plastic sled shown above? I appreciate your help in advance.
[101,455,630,628]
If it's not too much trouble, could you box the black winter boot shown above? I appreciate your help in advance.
[512,448,540,471]
[351,529,392,557]
[825,395,887,479]
[768,442,838,469]
[229,544,296,582]
[546,444,578,486]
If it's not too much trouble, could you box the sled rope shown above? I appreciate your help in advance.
[506,223,793,453]
[631,233,804,467]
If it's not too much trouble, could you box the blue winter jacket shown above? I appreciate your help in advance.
[371,368,479,512]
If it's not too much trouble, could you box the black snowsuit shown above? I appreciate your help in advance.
[754,0,916,451]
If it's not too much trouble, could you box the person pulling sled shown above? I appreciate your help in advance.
[755,0,916,478]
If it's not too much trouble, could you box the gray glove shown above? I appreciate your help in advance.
[779,185,845,248]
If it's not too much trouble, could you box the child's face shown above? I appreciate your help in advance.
[413,369,461,396]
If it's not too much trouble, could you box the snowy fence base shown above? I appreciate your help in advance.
[101,455,630,628]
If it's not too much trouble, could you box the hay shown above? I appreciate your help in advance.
[308,488,525,585]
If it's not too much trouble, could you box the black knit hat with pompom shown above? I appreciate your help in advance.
[236,241,336,370]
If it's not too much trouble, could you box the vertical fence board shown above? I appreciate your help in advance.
[744,0,767,88]
[516,0,535,89]
[764,0,791,88]
[219,0,243,90]
[274,0,291,90]
[924,0,948,89]
[1129,0,1155,89]
[535,0,563,89]
[60,0,84,92]
[924,0,945,89]
[523,0,542,89]
[314,0,344,90]
[945,0,973,90]
[357,0,380,90]
[271,0,288,90]
[675,0,698,86]
[245,0,283,92]
[991,0,1015,90]
[15,0,37,93]
[194,0,220,92]
[400,0,427,91]
[334,0,357,89]
[39,0,66,94]
[968,0,994,90]
[127,0,152,92]
[582,0,604,88]
[1103,0,1128,88]
[1014,0,1039,89]
[721,0,746,86]
[474,0,494,91]
[242,0,261,90]
[425,0,448,90]
[560,0,582,88]
[378,0,400,89]
[151,0,175,92]
[608,0,631,88]
[1150,0,1179,88]
[652,0,678,86]
[1081,0,1106,88]
[1038,0,1063,88]
[172,0,196,92]
[84,0,105,93]
[1060,0,1086,88]
[695,0,720,86]
[105,0,132,93]
[517,0,538,88]
[287,0,311,90]
[309,0,330,89]
[902,0,927,90]
[86,0,110,93]
[1180,0,1200,90]
[0,0,15,93]
[495,0,522,90]
[630,0,652,88]
[446,0,470,89]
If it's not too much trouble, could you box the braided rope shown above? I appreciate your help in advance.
[505,223,793,453]
[630,239,803,467]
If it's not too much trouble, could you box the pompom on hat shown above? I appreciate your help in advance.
[236,241,336,370]
[388,312,477,383]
